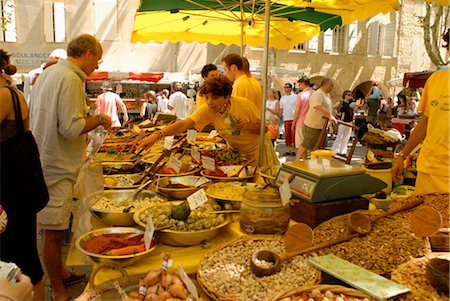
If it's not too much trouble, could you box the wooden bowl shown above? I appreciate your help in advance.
[426,258,450,295]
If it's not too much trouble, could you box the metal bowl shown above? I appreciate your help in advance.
[426,258,450,295]
[133,202,232,247]
[155,176,208,199]
[75,227,156,266]
[102,162,145,175]
[89,190,166,226]
[259,165,281,187]
[104,174,143,189]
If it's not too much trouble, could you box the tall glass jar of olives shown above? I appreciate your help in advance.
[240,187,290,234]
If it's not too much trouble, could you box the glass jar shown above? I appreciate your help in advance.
[239,188,290,235]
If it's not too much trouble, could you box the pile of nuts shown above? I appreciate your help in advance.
[313,211,429,276]
[199,238,319,301]
[91,195,165,213]
[391,257,448,301]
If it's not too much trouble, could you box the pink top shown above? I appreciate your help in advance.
[295,87,314,128]
[96,91,122,127]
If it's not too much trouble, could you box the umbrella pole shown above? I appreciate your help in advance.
[258,0,271,166]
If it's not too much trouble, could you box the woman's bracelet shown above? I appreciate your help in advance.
[0,293,19,301]
[397,151,408,159]
[98,115,106,126]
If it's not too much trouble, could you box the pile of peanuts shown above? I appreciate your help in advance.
[391,257,448,301]
[199,238,319,301]
[313,211,429,276]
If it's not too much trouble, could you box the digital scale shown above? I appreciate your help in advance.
[276,159,387,203]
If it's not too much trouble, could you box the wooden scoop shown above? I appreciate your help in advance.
[251,228,360,277]
[410,206,442,237]
[348,197,425,235]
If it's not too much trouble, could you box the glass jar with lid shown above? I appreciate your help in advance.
[239,187,290,235]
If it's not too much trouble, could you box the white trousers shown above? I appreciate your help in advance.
[331,124,352,154]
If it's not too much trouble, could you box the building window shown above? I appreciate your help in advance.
[94,0,118,41]
[323,28,333,52]
[333,26,345,53]
[0,0,16,42]
[367,21,381,55]
[348,21,358,54]
[308,35,318,52]
[293,42,307,50]
[44,2,66,43]
[381,22,395,56]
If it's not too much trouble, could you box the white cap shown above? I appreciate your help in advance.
[49,48,67,59]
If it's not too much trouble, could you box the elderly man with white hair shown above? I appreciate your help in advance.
[23,48,67,106]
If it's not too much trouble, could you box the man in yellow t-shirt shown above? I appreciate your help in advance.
[221,53,262,112]
[196,64,219,110]
[392,29,450,194]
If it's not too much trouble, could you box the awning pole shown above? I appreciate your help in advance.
[258,0,270,166]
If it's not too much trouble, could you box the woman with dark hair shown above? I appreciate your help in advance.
[331,90,355,155]
[0,49,45,301]
[138,76,278,166]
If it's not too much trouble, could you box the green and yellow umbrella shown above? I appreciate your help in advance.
[132,0,400,49]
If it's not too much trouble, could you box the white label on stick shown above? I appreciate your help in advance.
[187,188,208,210]
[279,180,292,207]
[202,156,215,171]
[118,175,135,187]
[207,130,218,139]
[163,136,174,150]
[194,177,210,187]
[191,147,201,164]
[168,154,182,174]
[144,215,155,251]
[187,129,197,143]
[177,263,199,301]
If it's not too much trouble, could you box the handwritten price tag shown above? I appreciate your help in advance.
[201,156,216,171]
[118,175,135,187]
[279,180,292,207]
[191,147,200,164]
[187,129,197,143]
[164,136,174,150]
[168,154,182,174]
[144,215,155,251]
[207,130,218,139]
[187,188,208,210]
[194,177,210,187]
[178,263,199,301]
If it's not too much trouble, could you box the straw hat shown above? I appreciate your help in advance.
[49,48,67,59]
[101,81,113,91]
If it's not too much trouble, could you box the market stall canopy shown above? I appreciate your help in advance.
[86,71,164,83]
[403,71,433,88]
[131,0,400,49]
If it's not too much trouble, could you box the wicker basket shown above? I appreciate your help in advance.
[197,235,321,301]
[268,284,373,301]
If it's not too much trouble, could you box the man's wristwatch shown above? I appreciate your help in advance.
[98,115,106,126]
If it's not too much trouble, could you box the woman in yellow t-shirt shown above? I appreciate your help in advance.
[138,76,279,167]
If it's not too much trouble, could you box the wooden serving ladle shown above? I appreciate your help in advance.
[250,223,359,277]
[348,197,425,235]
[409,206,443,237]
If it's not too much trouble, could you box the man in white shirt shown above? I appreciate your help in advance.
[280,83,297,156]
[168,81,188,119]
[296,78,337,160]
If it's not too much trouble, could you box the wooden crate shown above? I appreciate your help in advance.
[289,197,369,228]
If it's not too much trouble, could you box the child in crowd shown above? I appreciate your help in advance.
[268,115,280,146]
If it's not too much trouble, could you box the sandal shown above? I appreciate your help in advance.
[62,271,86,287]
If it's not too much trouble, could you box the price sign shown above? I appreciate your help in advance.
[279,180,292,207]
[177,263,199,301]
[164,136,174,150]
[187,129,197,143]
[219,165,240,177]
[187,188,208,210]
[191,147,200,164]
[144,215,155,251]
[168,154,182,174]
[194,177,210,187]
[207,130,218,139]
[118,175,135,187]
[201,156,216,171]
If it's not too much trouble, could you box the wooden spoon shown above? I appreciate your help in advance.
[348,197,424,235]
[410,206,442,237]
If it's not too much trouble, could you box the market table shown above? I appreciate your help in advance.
[391,117,417,137]
[66,217,245,287]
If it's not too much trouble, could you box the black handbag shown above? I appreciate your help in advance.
[0,86,49,213]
